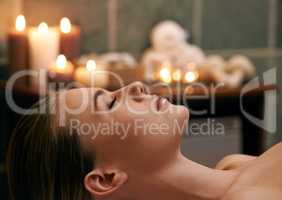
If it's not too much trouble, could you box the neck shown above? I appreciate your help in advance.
[133,153,238,200]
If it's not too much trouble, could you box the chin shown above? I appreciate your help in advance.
[178,106,189,131]
[174,105,189,120]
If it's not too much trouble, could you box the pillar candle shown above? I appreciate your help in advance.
[7,15,29,82]
[60,17,81,61]
[28,22,59,87]
[29,22,59,70]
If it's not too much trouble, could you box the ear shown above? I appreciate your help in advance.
[84,168,128,198]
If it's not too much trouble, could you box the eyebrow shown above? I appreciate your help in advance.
[94,89,105,109]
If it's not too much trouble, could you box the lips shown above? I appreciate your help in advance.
[156,96,168,111]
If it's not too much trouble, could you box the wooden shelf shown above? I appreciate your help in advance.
[1,79,278,98]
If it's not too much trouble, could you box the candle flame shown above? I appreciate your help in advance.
[160,68,171,83]
[38,22,48,33]
[184,71,199,83]
[86,60,96,72]
[60,17,72,33]
[56,55,67,69]
[15,15,26,32]
[172,69,182,82]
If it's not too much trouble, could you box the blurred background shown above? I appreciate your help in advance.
[0,0,281,198]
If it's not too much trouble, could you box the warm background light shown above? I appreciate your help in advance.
[160,68,171,83]
[185,71,199,83]
[49,54,74,75]
[74,59,108,88]
[60,17,72,33]
[15,15,26,32]
[56,54,67,69]
[86,60,96,71]
[38,22,49,33]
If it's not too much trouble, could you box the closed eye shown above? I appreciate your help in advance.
[108,96,117,109]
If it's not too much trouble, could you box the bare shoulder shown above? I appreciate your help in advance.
[262,142,282,156]
[215,142,282,171]
[223,187,282,200]
[215,154,257,170]
[223,142,282,200]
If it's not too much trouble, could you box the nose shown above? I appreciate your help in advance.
[126,81,147,96]
[112,82,149,102]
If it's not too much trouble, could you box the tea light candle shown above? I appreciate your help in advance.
[7,15,29,78]
[159,61,172,83]
[60,17,81,60]
[48,54,74,83]
[74,60,109,88]
[29,22,59,70]
[183,62,199,83]
[184,71,199,83]
[159,67,172,83]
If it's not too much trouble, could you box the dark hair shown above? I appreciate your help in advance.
[6,97,94,200]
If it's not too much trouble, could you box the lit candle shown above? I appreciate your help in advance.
[49,54,74,74]
[158,61,172,83]
[28,22,59,87]
[74,60,109,88]
[184,71,199,83]
[159,67,172,83]
[7,15,29,83]
[16,15,26,31]
[183,62,199,83]
[29,22,59,70]
[60,17,81,60]
[48,54,74,83]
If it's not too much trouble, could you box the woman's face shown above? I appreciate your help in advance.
[60,82,189,172]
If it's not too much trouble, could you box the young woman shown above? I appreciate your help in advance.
[7,82,282,200]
